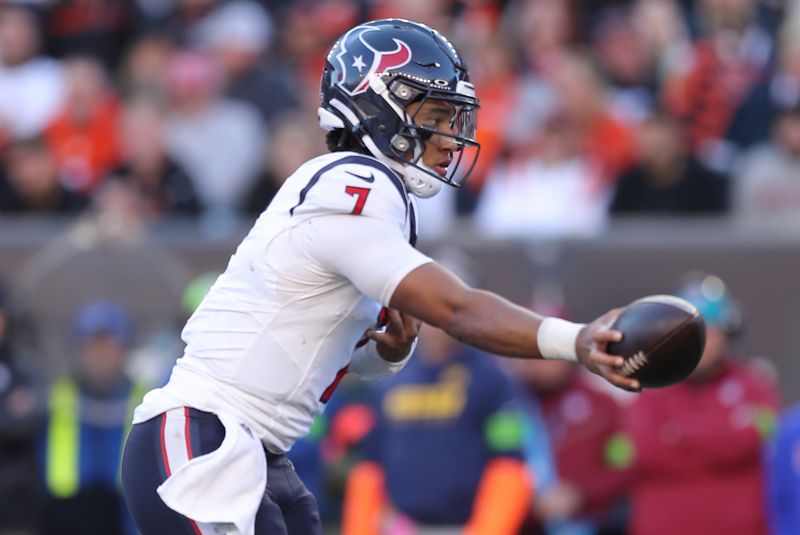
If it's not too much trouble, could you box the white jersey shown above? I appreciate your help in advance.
[134,152,431,452]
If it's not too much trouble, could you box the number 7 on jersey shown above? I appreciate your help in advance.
[345,186,371,215]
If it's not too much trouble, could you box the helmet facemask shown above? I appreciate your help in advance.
[371,76,480,197]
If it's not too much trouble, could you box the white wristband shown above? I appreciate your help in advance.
[537,318,585,362]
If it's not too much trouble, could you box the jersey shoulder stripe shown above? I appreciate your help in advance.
[290,154,406,216]
[408,200,418,247]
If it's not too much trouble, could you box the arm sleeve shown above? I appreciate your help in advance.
[302,214,432,306]
[349,338,417,380]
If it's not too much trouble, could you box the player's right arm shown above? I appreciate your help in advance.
[293,159,639,392]
[389,263,641,392]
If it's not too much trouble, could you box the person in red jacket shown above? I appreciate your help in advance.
[515,355,628,535]
[618,273,780,535]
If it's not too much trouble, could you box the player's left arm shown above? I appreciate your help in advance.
[366,308,420,362]
[348,307,421,379]
[348,310,420,379]
[301,214,422,378]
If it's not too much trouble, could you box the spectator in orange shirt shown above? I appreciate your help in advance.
[662,0,773,172]
[44,56,121,194]
[466,36,523,194]
[549,49,636,187]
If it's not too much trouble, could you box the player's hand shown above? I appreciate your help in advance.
[576,308,642,393]
[367,308,421,363]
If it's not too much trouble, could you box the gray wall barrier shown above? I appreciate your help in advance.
[2,215,798,403]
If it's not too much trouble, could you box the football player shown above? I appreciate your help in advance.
[121,18,640,535]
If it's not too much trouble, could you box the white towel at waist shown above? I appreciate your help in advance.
[157,410,267,535]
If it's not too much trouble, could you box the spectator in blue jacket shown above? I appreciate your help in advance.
[39,299,148,535]
[766,402,800,534]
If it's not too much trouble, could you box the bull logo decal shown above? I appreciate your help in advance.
[335,26,412,96]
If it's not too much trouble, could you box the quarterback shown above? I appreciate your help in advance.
[121,18,639,535]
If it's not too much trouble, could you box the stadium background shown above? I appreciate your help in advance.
[0,0,799,533]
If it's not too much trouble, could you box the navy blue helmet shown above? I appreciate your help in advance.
[318,18,480,198]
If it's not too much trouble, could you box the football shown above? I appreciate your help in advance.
[606,295,706,388]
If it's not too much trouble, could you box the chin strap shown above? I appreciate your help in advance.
[359,134,442,198]
[401,162,443,198]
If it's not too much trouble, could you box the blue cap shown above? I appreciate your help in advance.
[676,274,742,333]
[72,300,133,346]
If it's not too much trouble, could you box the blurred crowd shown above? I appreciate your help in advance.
[1,0,800,238]
[2,0,800,534]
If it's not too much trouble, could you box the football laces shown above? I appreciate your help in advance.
[620,351,648,377]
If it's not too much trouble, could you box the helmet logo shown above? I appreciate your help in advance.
[335,26,412,96]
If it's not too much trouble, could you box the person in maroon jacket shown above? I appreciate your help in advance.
[618,273,780,535]
[516,358,629,535]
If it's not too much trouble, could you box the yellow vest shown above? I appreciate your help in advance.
[46,378,148,498]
